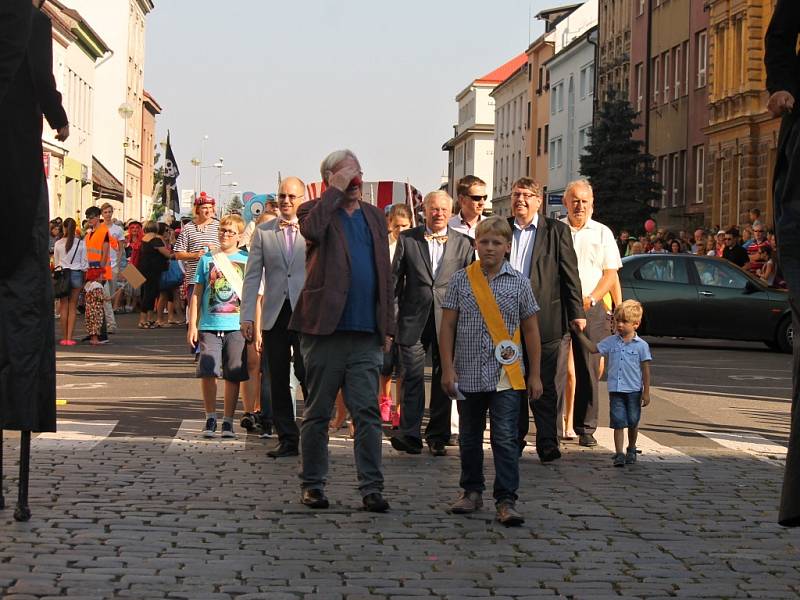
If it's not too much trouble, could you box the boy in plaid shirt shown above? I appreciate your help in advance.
[439,217,543,526]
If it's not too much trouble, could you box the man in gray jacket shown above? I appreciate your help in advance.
[241,176,307,459]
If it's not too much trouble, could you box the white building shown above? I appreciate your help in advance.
[65,0,154,219]
[489,63,529,218]
[544,0,598,217]
[442,54,528,211]
[42,1,111,221]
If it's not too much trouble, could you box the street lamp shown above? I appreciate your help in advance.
[220,181,239,215]
[190,134,209,196]
[118,102,134,218]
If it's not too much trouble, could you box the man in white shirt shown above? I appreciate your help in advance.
[447,175,487,239]
[101,203,124,333]
[560,179,622,448]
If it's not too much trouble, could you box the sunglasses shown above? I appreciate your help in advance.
[278,194,304,201]
[464,194,487,202]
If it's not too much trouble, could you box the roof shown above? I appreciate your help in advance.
[92,157,124,201]
[143,90,162,114]
[535,3,584,20]
[475,53,529,85]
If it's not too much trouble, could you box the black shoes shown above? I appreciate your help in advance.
[578,434,598,448]
[427,439,447,456]
[390,435,422,454]
[538,446,562,463]
[301,488,329,509]
[267,443,299,458]
[362,492,390,513]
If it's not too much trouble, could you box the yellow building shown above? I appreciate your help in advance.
[704,0,780,229]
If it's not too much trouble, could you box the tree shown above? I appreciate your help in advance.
[579,90,660,234]
[225,193,244,216]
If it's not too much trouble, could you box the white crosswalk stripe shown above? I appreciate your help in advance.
[167,419,246,453]
[696,430,787,467]
[33,420,118,451]
[593,427,699,463]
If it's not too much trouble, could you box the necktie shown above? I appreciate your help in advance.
[284,225,294,258]
[279,220,298,230]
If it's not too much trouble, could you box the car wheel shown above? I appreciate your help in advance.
[775,317,793,354]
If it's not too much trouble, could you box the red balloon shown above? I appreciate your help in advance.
[644,219,656,233]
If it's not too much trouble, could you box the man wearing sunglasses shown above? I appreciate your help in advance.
[721,228,748,268]
[241,177,308,459]
[448,175,488,239]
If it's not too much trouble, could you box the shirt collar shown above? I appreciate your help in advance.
[459,212,482,227]
[514,213,539,231]
[425,226,448,236]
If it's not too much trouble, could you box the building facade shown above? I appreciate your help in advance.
[704,0,779,229]
[490,65,530,218]
[527,30,555,200]
[141,91,162,218]
[67,0,155,219]
[597,0,632,102]
[544,0,598,216]
[42,1,111,222]
[645,0,709,230]
[442,54,529,210]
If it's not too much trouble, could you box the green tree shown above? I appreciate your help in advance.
[225,193,244,215]
[579,91,660,234]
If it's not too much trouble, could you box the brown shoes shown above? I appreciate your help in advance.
[496,500,525,526]
[449,490,483,514]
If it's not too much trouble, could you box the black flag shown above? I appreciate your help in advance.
[160,131,180,214]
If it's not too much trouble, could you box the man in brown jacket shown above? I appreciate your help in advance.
[289,149,394,512]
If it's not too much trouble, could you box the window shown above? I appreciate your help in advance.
[587,63,594,95]
[550,84,557,115]
[697,30,707,88]
[637,259,689,284]
[663,51,670,101]
[527,101,531,129]
[579,64,594,97]
[639,0,645,16]
[672,153,681,207]
[695,145,705,203]
[580,68,586,98]
[636,63,644,112]
[695,261,749,289]
[674,45,682,99]
[544,124,549,153]
[537,66,544,93]
[653,56,660,104]
[558,82,564,112]
[549,137,563,169]
[578,125,591,154]
[661,156,669,207]
[537,127,542,156]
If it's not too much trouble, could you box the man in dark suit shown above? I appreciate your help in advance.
[507,178,585,463]
[289,149,395,513]
[390,190,473,456]
[765,0,800,527]
[241,176,308,459]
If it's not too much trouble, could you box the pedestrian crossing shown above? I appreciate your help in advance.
[1,418,789,467]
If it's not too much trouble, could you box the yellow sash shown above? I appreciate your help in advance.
[465,261,525,391]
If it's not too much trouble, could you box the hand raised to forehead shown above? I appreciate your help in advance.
[328,163,362,192]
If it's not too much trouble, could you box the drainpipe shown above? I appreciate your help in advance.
[644,0,653,155]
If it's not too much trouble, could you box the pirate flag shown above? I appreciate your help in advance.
[160,131,180,214]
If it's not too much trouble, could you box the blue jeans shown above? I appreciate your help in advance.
[609,391,642,429]
[458,389,523,503]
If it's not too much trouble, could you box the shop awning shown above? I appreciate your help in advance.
[91,156,123,201]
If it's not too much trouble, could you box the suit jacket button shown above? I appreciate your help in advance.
[287,273,291,277]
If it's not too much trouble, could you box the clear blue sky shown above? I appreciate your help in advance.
[146,0,552,196]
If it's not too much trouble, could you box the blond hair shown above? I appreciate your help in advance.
[475,216,512,243]
[614,299,643,324]
[220,214,245,233]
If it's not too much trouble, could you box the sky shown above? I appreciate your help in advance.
[145,0,553,198]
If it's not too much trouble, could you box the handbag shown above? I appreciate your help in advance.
[159,259,183,290]
[52,240,80,298]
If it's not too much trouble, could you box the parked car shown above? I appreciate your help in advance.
[619,254,792,352]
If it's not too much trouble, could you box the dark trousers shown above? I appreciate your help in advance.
[459,390,523,503]
[773,111,800,526]
[570,303,611,435]
[398,310,451,444]
[518,337,563,454]
[262,300,306,448]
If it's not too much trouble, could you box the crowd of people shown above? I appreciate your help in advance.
[616,207,784,287]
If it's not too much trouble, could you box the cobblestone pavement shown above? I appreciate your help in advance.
[0,318,798,599]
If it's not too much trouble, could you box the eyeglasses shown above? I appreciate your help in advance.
[753,229,765,233]
[464,194,487,202]
[219,229,240,236]
[511,191,538,199]
[278,194,304,201]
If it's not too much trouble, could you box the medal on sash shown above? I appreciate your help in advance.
[466,261,526,391]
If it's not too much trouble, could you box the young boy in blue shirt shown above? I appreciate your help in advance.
[439,217,543,526]
[187,215,249,439]
[574,299,652,466]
